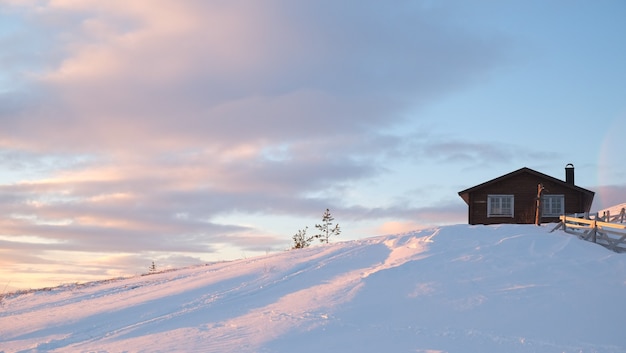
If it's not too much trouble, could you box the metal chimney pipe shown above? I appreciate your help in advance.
[565,163,574,185]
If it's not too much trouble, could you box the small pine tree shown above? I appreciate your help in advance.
[315,208,340,244]
[149,261,157,274]
[292,226,313,249]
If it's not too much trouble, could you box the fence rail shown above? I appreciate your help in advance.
[569,207,626,223]
[551,208,626,253]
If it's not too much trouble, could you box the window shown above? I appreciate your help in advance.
[542,195,564,217]
[487,195,514,217]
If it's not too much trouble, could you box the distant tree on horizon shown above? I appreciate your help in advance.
[291,209,341,249]
[315,208,340,244]
[149,261,157,274]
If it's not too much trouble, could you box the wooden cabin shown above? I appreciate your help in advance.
[458,164,595,225]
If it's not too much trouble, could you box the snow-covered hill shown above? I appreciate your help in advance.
[1,224,625,353]
[598,203,626,218]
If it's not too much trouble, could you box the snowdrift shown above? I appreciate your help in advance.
[1,224,625,353]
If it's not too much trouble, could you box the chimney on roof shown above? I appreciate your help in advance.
[565,163,574,185]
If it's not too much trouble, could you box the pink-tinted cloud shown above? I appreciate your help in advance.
[0,0,521,288]
[3,0,507,152]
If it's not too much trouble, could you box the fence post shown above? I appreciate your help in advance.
[591,219,597,243]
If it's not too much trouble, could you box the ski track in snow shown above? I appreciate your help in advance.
[1,225,625,353]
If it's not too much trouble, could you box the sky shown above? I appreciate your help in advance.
[1,0,625,290]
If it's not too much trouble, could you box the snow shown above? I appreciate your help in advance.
[600,202,626,213]
[598,203,626,218]
[1,223,626,352]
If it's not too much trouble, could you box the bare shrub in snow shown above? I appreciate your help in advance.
[292,226,313,249]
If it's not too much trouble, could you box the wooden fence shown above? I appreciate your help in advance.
[569,208,626,223]
[551,208,626,253]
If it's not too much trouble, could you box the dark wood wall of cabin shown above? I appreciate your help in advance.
[468,173,588,225]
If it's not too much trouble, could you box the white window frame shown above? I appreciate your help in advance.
[542,195,564,217]
[487,194,514,217]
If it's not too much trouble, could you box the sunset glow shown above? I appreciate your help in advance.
[1,0,625,290]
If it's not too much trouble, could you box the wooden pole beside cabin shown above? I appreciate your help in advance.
[535,183,544,226]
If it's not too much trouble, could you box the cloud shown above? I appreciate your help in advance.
[0,0,512,287]
[593,185,626,212]
[2,0,507,151]
[0,248,56,265]
[375,221,428,235]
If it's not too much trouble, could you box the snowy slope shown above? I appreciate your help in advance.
[598,203,626,218]
[1,224,625,353]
